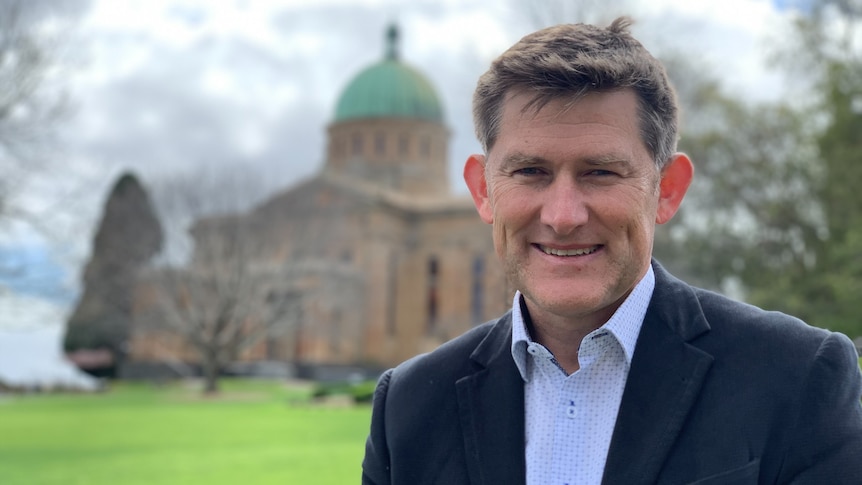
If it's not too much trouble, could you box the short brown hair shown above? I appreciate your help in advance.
[472,17,679,168]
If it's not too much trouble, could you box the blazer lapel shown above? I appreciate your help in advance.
[602,263,714,485]
[456,314,526,485]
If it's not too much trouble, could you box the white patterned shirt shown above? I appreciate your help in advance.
[511,266,655,485]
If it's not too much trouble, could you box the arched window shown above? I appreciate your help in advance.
[427,256,439,332]
[352,133,363,156]
[420,136,431,159]
[375,132,386,156]
[386,251,398,336]
[398,134,410,156]
[471,256,484,324]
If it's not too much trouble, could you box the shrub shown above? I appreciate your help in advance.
[310,380,376,404]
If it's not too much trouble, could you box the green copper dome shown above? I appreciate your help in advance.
[334,25,443,123]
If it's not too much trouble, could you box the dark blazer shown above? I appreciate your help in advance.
[362,262,862,485]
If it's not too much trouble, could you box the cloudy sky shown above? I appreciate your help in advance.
[2,0,803,306]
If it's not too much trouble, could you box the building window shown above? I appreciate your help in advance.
[332,140,345,159]
[266,337,277,359]
[471,256,484,324]
[352,133,363,156]
[427,256,439,332]
[330,309,342,353]
[420,136,431,159]
[398,134,409,156]
[386,251,398,336]
[375,132,386,156]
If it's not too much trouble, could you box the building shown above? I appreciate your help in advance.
[126,25,509,378]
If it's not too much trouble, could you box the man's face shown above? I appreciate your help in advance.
[465,88,689,328]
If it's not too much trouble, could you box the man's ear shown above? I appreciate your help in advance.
[463,154,494,224]
[656,153,694,225]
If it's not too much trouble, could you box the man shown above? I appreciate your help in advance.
[362,17,862,485]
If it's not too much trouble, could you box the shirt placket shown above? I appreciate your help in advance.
[550,332,614,485]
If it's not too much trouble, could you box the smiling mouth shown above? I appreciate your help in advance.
[536,245,601,257]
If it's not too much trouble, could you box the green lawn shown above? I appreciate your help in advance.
[0,380,371,485]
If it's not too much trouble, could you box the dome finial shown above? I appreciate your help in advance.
[385,24,399,60]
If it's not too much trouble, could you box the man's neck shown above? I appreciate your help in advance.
[521,302,613,374]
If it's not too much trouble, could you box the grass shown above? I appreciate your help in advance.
[0,379,372,485]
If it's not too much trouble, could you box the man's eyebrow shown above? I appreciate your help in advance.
[499,152,633,168]
[499,153,548,168]
[584,154,632,167]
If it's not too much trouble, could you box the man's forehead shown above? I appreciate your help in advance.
[501,87,632,118]
[491,88,651,159]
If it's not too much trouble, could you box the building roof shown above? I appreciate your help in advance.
[333,25,443,123]
[251,171,476,223]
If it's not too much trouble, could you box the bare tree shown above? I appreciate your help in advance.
[140,222,301,394]
[0,0,91,312]
[135,166,361,392]
[0,0,79,224]
[132,167,276,392]
[146,255,365,392]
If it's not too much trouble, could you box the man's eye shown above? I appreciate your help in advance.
[514,167,544,176]
[588,169,616,176]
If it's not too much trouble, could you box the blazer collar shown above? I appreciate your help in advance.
[456,313,527,485]
[644,261,711,340]
[602,261,715,485]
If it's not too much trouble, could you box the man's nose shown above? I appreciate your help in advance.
[539,178,589,235]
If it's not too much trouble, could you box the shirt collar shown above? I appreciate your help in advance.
[510,265,655,381]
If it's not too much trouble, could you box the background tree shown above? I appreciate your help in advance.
[660,0,862,338]
[64,172,163,377]
[0,0,78,224]
[657,76,820,290]
[751,0,862,336]
[132,167,271,392]
[135,168,334,393]
[0,0,91,312]
[138,215,300,394]
[133,166,368,393]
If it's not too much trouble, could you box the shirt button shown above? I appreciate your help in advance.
[565,404,577,419]
[527,344,541,356]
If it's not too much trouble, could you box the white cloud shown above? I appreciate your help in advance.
[650,0,777,29]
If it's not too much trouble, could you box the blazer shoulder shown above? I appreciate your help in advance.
[693,286,833,348]
[652,262,847,371]
[687,286,862,406]
[650,261,828,348]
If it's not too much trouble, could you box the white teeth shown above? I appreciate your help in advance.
[540,245,598,257]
